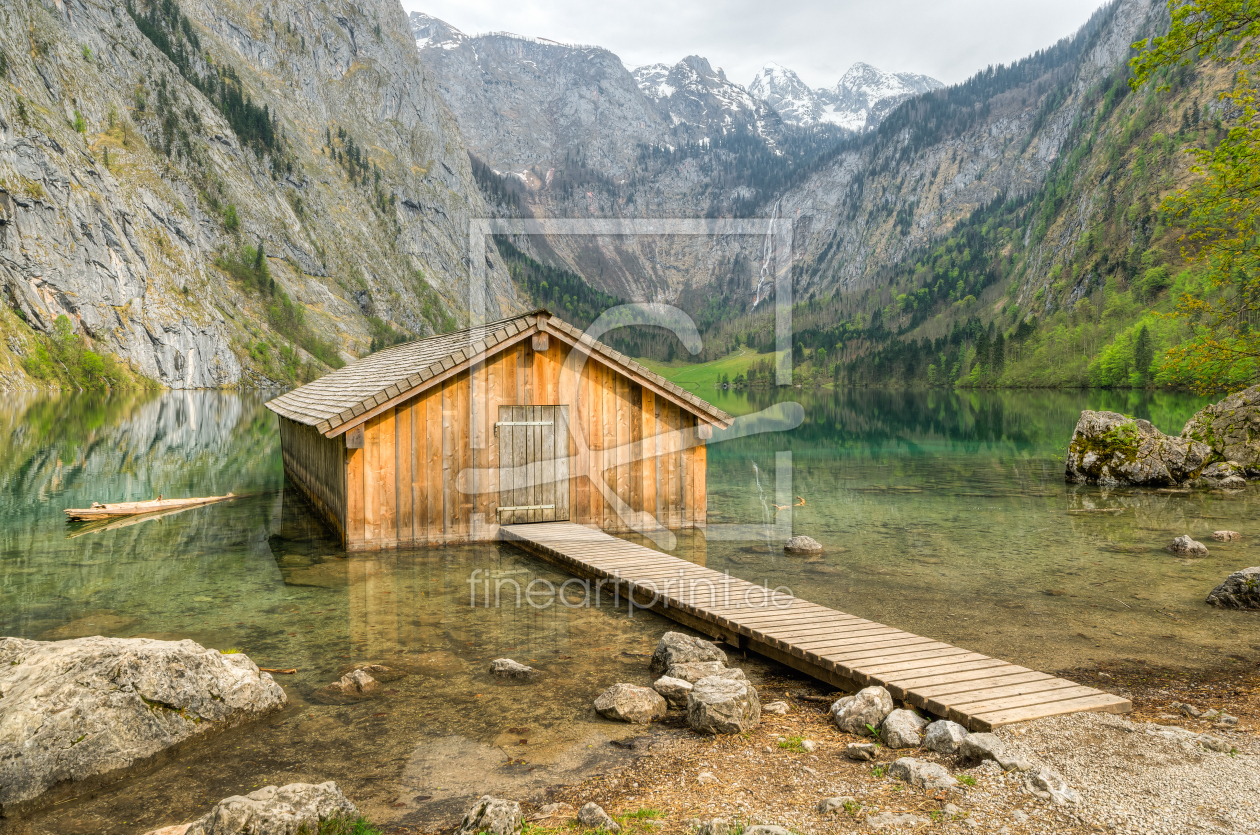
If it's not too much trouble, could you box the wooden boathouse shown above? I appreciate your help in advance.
[266,310,733,550]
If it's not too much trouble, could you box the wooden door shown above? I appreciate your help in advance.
[497,405,569,524]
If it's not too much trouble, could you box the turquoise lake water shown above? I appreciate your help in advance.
[1,387,1254,833]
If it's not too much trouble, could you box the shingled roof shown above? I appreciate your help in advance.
[265,310,733,436]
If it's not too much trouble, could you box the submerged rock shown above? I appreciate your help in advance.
[1065,411,1213,487]
[142,781,358,835]
[1212,530,1243,542]
[0,636,286,814]
[457,796,523,835]
[649,632,727,673]
[1205,566,1260,609]
[313,669,380,703]
[1168,535,1209,557]
[783,535,823,555]
[490,658,542,681]
[594,684,668,724]
[687,676,761,734]
[1181,384,1260,473]
[829,686,893,735]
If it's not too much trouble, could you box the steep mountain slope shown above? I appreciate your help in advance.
[630,56,782,143]
[747,61,944,132]
[0,0,514,391]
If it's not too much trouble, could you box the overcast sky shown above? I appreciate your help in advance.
[401,0,1108,88]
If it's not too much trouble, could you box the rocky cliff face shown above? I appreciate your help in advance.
[411,0,1158,320]
[0,0,515,391]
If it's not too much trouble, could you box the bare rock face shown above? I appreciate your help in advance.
[1205,566,1260,609]
[141,781,358,835]
[456,796,523,835]
[687,676,761,734]
[829,686,893,735]
[594,683,668,724]
[0,637,286,814]
[1182,384,1260,474]
[650,631,728,673]
[1065,411,1213,487]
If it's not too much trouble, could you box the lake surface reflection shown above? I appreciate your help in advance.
[1,386,1254,833]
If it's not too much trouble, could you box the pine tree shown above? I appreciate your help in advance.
[992,332,1005,374]
[1134,325,1154,385]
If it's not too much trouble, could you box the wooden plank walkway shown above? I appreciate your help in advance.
[500,522,1131,731]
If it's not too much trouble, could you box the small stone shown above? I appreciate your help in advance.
[762,700,789,715]
[529,803,573,821]
[942,803,963,817]
[888,757,958,791]
[578,802,620,832]
[1167,535,1209,557]
[866,811,929,830]
[1025,767,1079,805]
[923,720,969,754]
[801,739,817,752]
[816,796,855,814]
[652,675,693,709]
[650,632,727,673]
[1213,530,1242,541]
[687,676,761,734]
[458,796,524,835]
[784,535,823,555]
[697,771,720,785]
[1200,708,1221,720]
[829,686,894,735]
[697,819,728,835]
[1218,714,1240,726]
[1197,734,1234,753]
[665,661,744,683]
[881,709,928,749]
[594,684,667,724]
[844,742,877,761]
[959,733,1033,772]
[336,669,380,696]
[743,827,789,835]
[1173,701,1204,718]
[489,658,541,681]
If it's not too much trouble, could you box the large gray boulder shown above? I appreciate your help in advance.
[1188,461,1248,489]
[665,661,745,683]
[1065,411,1213,486]
[0,637,286,814]
[687,676,761,734]
[923,720,969,754]
[594,684,668,724]
[653,675,694,708]
[457,796,523,835]
[881,709,928,749]
[1181,384,1260,474]
[829,686,893,735]
[1205,566,1260,609]
[142,782,358,835]
[650,632,727,673]
[888,757,958,791]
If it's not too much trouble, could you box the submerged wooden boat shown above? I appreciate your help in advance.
[64,493,236,522]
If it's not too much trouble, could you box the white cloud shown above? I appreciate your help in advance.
[401,0,1107,88]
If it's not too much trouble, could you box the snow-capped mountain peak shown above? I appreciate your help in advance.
[748,60,944,132]
[410,11,467,50]
[631,56,776,139]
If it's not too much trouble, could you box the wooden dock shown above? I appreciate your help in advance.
[501,522,1131,731]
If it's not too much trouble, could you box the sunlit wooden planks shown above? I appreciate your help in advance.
[501,521,1132,732]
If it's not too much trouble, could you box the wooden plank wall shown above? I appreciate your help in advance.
[279,417,346,540]
[341,338,707,550]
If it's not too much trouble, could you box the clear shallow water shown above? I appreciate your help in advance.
[1,387,1256,832]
